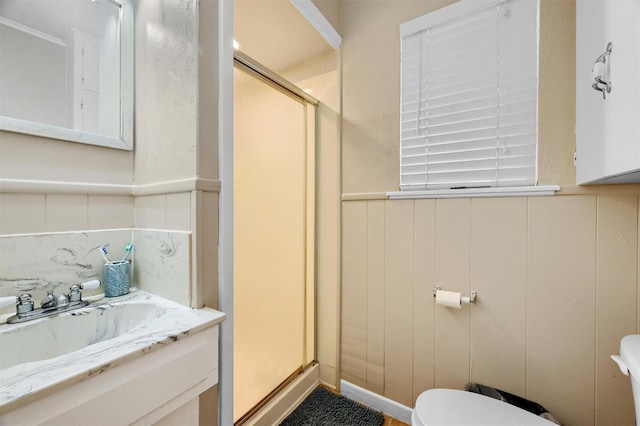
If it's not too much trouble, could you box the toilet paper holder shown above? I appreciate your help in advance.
[433,286,477,304]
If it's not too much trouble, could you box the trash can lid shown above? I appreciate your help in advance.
[621,335,640,378]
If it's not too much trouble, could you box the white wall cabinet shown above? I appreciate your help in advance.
[576,0,640,184]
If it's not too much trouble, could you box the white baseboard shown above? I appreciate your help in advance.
[340,380,413,424]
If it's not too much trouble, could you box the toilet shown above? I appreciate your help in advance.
[413,334,640,426]
[412,389,555,426]
[611,334,640,426]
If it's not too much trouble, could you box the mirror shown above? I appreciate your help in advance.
[0,0,134,150]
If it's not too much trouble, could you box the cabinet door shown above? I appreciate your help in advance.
[576,0,640,184]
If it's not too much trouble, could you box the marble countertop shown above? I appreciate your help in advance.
[0,289,225,413]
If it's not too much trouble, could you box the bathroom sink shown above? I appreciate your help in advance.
[0,288,225,426]
[0,289,225,414]
[0,301,161,370]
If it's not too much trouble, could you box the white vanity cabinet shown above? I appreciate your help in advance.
[576,0,640,184]
[0,325,220,425]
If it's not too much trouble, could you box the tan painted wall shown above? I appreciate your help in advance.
[538,0,576,186]
[134,0,197,185]
[311,82,341,389]
[339,1,639,425]
[133,0,219,184]
[284,51,342,389]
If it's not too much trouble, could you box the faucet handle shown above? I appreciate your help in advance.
[81,279,101,290]
[68,279,101,302]
[68,285,82,302]
[17,293,35,314]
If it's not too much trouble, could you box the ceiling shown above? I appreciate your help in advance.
[234,0,336,73]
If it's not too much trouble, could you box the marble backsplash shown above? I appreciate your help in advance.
[0,229,191,315]
[133,229,191,306]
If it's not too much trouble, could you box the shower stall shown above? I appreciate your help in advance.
[233,53,317,424]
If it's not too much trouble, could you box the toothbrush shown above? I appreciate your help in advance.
[99,246,112,264]
[120,243,133,263]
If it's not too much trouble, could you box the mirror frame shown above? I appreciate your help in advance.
[0,1,134,151]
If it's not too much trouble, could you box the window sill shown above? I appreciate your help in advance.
[386,185,560,200]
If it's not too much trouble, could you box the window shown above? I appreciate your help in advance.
[399,0,539,191]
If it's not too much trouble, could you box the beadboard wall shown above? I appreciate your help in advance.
[341,193,639,426]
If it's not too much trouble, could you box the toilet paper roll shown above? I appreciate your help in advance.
[436,290,462,309]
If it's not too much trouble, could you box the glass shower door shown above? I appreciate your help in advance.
[233,62,315,423]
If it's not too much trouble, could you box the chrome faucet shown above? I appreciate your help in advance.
[41,290,58,309]
[0,280,101,324]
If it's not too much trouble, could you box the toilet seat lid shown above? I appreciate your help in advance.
[413,389,555,426]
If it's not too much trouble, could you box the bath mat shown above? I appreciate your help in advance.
[280,387,385,426]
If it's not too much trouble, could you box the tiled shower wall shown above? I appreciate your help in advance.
[341,193,639,426]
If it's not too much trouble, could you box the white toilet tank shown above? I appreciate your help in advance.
[612,334,640,425]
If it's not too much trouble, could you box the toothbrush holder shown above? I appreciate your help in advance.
[104,261,130,297]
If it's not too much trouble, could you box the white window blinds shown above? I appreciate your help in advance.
[400,0,539,191]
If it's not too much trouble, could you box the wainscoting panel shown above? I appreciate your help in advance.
[0,193,47,234]
[412,199,436,403]
[341,201,368,388]
[595,195,637,426]
[469,197,527,397]
[384,200,415,407]
[46,194,89,231]
[366,200,386,395]
[341,193,639,426]
[87,195,135,230]
[434,199,471,391]
[527,196,596,426]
